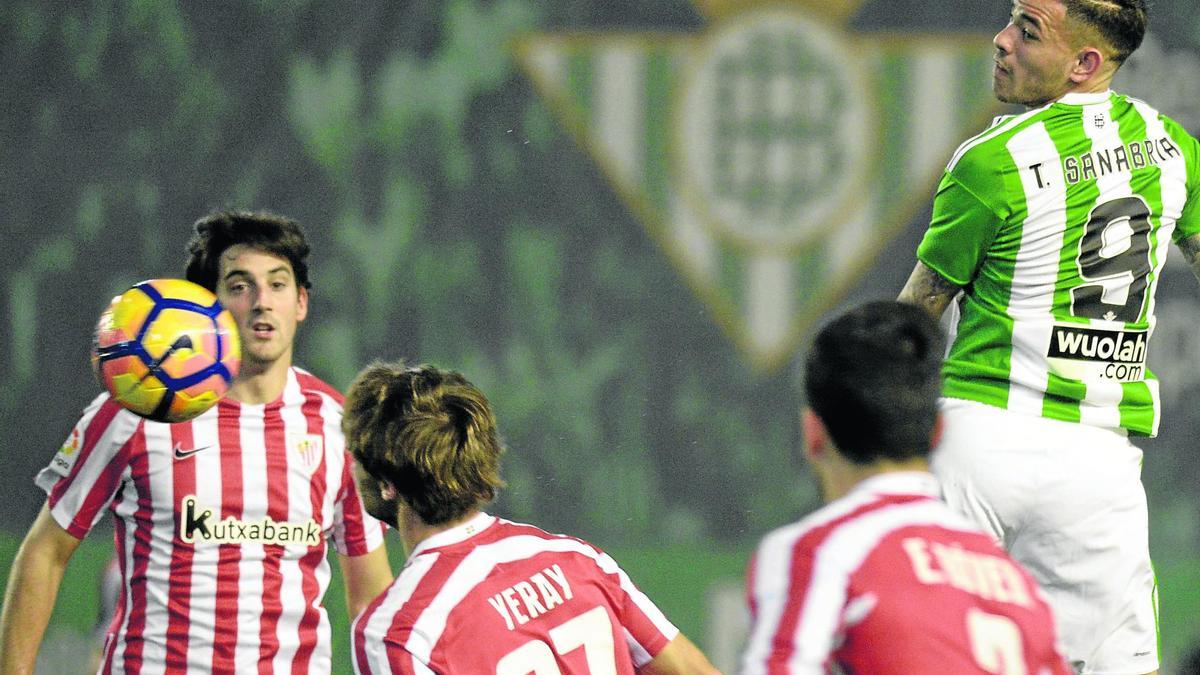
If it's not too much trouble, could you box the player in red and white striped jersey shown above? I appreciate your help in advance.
[0,211,394,674]
[341,362,720,675]
[741,302,1070,675]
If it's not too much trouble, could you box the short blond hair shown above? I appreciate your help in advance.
[343,362,505,525]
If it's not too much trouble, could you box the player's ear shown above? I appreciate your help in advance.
[930,412,945,448]
[380,480,398,501]
[801,408,829,462]
[1070,45,1105,83]
[296,285,309,322]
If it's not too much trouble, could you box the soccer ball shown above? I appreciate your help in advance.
[92,279,241,423]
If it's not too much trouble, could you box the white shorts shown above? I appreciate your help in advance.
[932,398,1158,675]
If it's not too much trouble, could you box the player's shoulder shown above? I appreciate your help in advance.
[76,391,146,436]
[488,518,606,556]
[291,366,345,405]
[945,104,1056,174]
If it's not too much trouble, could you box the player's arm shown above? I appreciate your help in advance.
[337,547,394,619]
[0,502,82,675]
[639,633,722,675]
[898,260,963,319]
[1176,233,1200,287]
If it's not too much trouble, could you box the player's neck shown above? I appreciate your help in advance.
[227,358,292,405]
[1046,75,1115,106]
[820,456,930,503]
[399,508,482,556]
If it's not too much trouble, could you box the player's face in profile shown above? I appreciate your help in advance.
[352,460,399,528]
[992,0,1079,106]
[216,244,309,372]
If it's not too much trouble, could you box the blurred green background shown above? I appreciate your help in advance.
[2,1,1198,672]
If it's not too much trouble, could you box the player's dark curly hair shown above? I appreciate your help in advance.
[184,210,312,292]
[343,361,505,526]
[1064,0,1148,64]
[803,301,945,465]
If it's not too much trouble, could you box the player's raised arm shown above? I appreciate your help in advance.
[336,547,394,620]
[897,260,962,319]
[0,502,82,675]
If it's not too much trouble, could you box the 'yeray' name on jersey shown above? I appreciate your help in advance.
[901,537,1034,607]
[487,563,575,630]
[180,495,321,546]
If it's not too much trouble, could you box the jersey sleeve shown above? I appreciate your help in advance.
[591,550,678,665]
[917,170,1007,287]
[35,394,140,539]
[331,451,387,556]
[1170,125,1200,240]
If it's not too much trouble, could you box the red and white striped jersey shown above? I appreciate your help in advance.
[742,472,1070,675]
[36,367,387,674]
[351,513,677,675]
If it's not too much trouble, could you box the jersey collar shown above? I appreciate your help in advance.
[1054,90,1113,106]
[848,471,941,499]
[410,511,497,557]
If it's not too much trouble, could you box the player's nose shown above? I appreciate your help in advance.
[993,23,1014,54]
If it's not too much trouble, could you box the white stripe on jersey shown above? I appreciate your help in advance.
[188,411,223,669]
[139,422,175,673]
[236,404,269,673]
[405,535,676,667]
[1078,100,1132,428]
[355,553,441,675]
[743,500,977,674]
[1005,122,1067,416]
[1133,99,1187,435]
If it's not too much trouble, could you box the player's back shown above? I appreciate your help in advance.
[352,514,677,675]
[926,90,1200,434]
[742,473,1069,674]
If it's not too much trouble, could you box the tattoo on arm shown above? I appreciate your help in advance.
[1177,234,1200,285]
[897,262,963,319]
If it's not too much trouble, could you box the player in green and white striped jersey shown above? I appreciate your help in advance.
[898,1,1199,673]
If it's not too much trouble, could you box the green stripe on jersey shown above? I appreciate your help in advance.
[919,91,1200,436]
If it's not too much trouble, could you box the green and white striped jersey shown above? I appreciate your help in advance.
[918,90,1200,436]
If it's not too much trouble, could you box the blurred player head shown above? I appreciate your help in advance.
[992,0,1148,107]
[802,301,945,500]
[343,362,505,530]
[185,210,312,378]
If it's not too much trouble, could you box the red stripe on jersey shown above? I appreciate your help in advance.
[292,546,327,675]
[353,592,383,674]
[337,459,372,556]
[766,496,928,673]
[296,369,345,405]
[121,430,152,675]
[292,388,330,675]
[165,421,197,671]
[383,551,463,656]
[257,404,290,672]
[102,521,130,675]
[212,403,244,673]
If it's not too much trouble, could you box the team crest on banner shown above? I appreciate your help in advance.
[515,0,1002,372]
[290,433,324,475]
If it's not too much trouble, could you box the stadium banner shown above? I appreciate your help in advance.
[516,0,1000,372]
